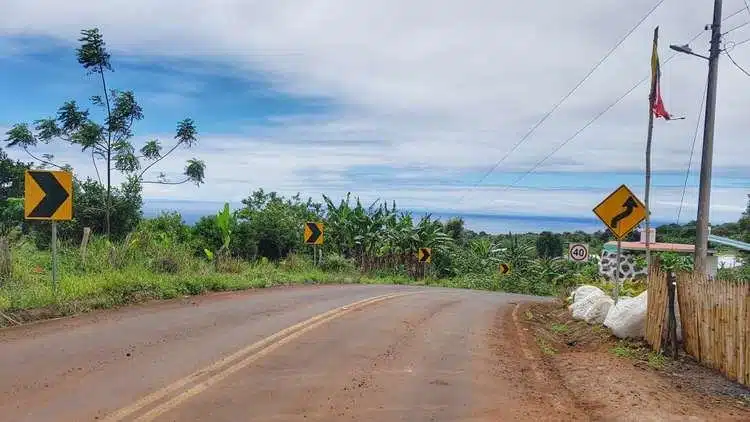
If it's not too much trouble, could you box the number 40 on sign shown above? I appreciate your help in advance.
[568,243,589,263]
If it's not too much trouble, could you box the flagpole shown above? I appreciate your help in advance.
[645,26,659,273]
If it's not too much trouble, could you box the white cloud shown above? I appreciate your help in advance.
[1,0,749,226]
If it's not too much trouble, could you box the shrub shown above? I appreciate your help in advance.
[320,253,356,273]
[150,255,181,274]
[279,253,313,272]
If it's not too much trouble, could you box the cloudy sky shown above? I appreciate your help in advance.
[1,0,748,232]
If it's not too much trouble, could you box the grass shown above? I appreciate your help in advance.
[1,234,527,323]
[0,237,419,320]
[550,323,569,333]
[610,342,638,358]
[609,340,668,370]
[536,337,557,355]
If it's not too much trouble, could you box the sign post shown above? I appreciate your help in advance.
[592,185,647,303]
[304,222,324,266]
[614,240,622,303]
[24,170,73,293]
[417,248,432,279]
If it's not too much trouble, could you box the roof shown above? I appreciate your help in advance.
[604,241,704,254]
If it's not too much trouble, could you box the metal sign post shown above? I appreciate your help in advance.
[613,240,622,304]
[51,221,58,293]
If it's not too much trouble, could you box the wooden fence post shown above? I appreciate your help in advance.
[667,271,678,359]
[0,236,10,284]
[80,227,91,263]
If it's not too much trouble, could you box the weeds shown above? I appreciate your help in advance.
[550,323,569,333]
[610,342,637,358]
[647,352,667,369]
[536,337,557,355]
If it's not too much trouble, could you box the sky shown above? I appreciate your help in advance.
[1,0,748,233]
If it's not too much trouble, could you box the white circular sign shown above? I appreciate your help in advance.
[569,243,589,262]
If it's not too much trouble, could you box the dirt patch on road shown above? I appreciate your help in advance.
[515,301,750,421]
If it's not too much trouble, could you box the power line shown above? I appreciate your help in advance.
[744,0,750,18]
[457,0,667,203]
[677,81,708,225]
[724,7,747,21]
[726,49,750,76]
[504,31,707,190]
[723,21,750,35]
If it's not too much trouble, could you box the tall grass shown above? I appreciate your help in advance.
[0,232,420,316]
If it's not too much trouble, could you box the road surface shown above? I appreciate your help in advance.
[0,284,555,421]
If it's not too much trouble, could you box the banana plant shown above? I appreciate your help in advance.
[204,202,233,261]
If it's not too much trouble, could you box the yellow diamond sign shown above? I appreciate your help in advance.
[593,184,647,240]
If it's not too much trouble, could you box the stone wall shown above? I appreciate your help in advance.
[598,249,647,282]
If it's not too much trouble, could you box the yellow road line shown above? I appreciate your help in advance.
[102,292,411,422]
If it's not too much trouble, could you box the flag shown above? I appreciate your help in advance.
[650,27,671,120]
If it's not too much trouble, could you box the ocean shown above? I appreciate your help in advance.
[142,202,662,234]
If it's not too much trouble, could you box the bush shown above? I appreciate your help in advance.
[279,253,313,272]
[320,253,356,273]
[215,254,245,273]
[137,211,192,245]
[150,255,181,274]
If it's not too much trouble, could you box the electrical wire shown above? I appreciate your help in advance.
[456,0,667,203]
[677,81,708,225]
[723,21,750,35]
[503,31,707,190]
[726,49,750,76]
[725,7,748,21]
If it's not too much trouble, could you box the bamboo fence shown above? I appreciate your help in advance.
[645,267,668,352]
[677,272,750,386]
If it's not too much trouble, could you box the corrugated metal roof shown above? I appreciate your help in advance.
[708,234,750,252]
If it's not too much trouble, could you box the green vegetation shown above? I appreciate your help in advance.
[610,340,667,370]
[0,184,613,317]
[536,337,557,355]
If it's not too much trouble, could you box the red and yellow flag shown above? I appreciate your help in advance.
[650,26,671,120]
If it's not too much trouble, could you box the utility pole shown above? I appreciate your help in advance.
[694,0,723,273]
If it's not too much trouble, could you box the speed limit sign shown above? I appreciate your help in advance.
[568,243,589,262]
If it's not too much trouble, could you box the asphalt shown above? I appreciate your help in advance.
[0,284,547,421]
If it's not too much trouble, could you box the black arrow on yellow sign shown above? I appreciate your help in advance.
[610,196,639,229]
[25,170,72,220]
[499,263,510,274]
[304,222,323,245]
[417,248,431,263]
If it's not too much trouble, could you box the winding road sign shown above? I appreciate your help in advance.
[593,185,646,240]
[417,248,432,263]
[304,222,324,245]
[499,263,510,274]
[24,170,72,220]
[568,243,589,262]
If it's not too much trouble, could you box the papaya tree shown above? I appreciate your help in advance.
[2,28,206,238]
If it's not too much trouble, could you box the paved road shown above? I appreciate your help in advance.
[0,284,550,421]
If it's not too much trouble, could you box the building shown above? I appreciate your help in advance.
[601,229,719,279]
